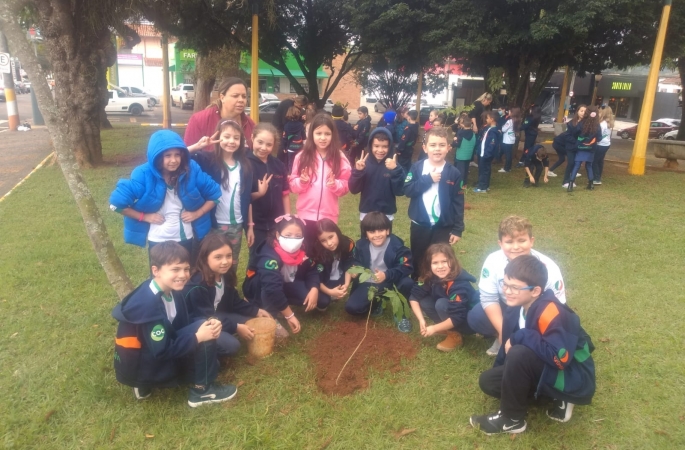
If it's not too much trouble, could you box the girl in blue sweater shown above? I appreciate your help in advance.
[109,130,221,260]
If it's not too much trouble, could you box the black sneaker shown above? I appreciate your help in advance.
[370,300,384,317]
[547,399,574,423]
[187,383,237,408]
[470,411,527,435]
[133,386,151,400]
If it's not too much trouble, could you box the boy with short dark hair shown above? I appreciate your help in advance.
[111,241,237,407]
[349,128,405,230]
[351,106,372,162]
[522,144,550,187]
[346,212,414,333]
[397,110,420,174]
[470,255,595,435]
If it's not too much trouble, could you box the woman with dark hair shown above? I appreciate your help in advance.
[184,78,256,150]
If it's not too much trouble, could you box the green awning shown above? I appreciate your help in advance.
[242,67,275,76]
[240,52,328,79]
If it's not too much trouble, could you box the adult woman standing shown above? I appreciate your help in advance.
[184,78,256,151]
[468,92,493,133]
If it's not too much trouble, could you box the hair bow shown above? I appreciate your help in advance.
[590,112,597,118]
[274,214,298,223]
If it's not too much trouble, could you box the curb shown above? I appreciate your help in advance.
[0,152,55,204]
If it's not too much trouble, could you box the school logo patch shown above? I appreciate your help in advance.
[417,281,424,286]
[482,268,490,278]
[150,324,165,342]
[558,348,569,363]
[399,256,410,267]
[265,259,279,270]
[316,264,324,273]
[405,172,413,182]
[554,280,564,291]
[449,293,462,302]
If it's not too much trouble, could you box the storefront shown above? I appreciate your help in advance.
[239,53,328,98]
[595,75,647,120]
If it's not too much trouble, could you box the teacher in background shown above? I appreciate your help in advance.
[184,77,256,150]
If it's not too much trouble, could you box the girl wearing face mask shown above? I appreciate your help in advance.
[189,119,254,279]
[242,215,324,337]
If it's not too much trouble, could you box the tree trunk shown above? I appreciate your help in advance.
[194,53,216,112]
[0,3,134,300]
[677,57,685,141]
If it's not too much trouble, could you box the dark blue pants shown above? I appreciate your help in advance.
[410,222,453,278]
[345,277,413,316]
[476,156,494,189]
[500,143,514,171]
[593,145,610,182]
[455,159,471,186]
[252,279,331,316]
[571,159,593,181]
[550,143,567,172]
[417,296,475,334]
[318,278,345,309]
[562,150,577,185]
[398,149,413,175]
[215,313,253,356]
[466,300,507,337]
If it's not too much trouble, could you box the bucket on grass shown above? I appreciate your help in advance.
[245,317,277,358]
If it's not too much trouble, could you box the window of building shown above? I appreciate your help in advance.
[290,82,308,94]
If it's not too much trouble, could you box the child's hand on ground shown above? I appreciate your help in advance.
[256,308,273,319]
[385,154,398,170]
[286,315,301,333]
[422,325,436,337]
[418,319,427,336]
[329,284,347,300]
[543,176,549,183]
[355,151,368,171]
[303,288,319,312]
[373,270,386,283]
[181,210,200,223]
[236,323,255,341]
[430,168,441,183]
[299,169,310,184]
[144,213,165,225]
[449,234,461,245]
[504,338,512,354]
[529,175,535,184]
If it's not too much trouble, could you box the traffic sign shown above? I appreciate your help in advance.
[0,53,10,73]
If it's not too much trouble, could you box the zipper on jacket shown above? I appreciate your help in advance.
[316,154,324,220]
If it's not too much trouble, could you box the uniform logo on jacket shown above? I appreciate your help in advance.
[316,264,324,273]
[405,172,413,182]
[482,268,490,278]
[399,256,410,267]
[151,324,166,342]
[265,259,279,270]
[554,280,564,291]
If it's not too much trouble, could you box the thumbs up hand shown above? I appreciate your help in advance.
[430,167,441,183]
[385,154,398,170]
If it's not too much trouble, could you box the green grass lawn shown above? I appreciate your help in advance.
[1,126,684,448]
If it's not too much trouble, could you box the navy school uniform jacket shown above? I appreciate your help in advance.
[576,124,602,153]
[191,151,253,231]
[354,234,413,285]
[242,240,320,312]
[183,272,260,334]
[520,115,540,139]
[478,125,499,159]
[563,120,583,152]
[496,289,596,405]
[403,160,466,237]
[355,116,372,149]
[522,144,550,167]
[317,237,358,284]
[397,122,419,157]
[283,120,305,153]
[410,269,479,328]
[349,127,405,215]
[247,152,289,232]
[335,119,355,153]
[111,280,203,387]
[109,130,222,247]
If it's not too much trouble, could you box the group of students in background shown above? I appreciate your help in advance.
[106,78,596,436]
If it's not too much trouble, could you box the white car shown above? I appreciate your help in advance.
[323,99,334,113]
[119,86,160,106]
[171,84,195,110]
[105,89,152,116]
[664,129,679,140]
[656,118,681,128]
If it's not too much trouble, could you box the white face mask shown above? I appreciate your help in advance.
[278,236,304,253]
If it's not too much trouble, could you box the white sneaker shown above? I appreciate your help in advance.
[561,183,577,188]
[498,168,507,173]
[470,162,478,167]
[547,171,557,177]
[486,339,501,356]
[575,172,582,177]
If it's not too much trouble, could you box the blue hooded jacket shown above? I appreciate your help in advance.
[109,130,221,247]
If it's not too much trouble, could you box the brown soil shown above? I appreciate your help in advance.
[307,320,418,396]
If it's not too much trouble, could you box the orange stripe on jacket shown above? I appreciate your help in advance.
[115,336,142,349]
[537,302,560,335]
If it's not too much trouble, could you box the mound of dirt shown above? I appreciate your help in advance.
[307,320,418,396]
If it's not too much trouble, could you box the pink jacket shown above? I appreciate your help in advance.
[183,105,255,150]
[289,151,351,223]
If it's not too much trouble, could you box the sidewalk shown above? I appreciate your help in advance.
[0,126,53,199]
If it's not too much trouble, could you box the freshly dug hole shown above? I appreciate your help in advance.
[307,320,418,396]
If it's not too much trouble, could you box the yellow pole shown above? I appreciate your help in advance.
[161,33,171,129]
[250,2,260,124]
[556,67,569,123]
[629,0,672,175]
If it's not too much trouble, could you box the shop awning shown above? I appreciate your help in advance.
[240,52,329,79]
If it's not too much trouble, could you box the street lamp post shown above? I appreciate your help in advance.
[250,0,260,124]
[590,73,602,107]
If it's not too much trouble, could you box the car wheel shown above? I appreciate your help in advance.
[620,131,630,139]
[149,98,157,107]
[665,136,675,140]
[657,133,665,139]
[129,104,144,116]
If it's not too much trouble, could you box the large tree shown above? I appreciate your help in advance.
[0,1,134,299]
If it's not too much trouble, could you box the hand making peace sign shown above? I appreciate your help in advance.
[355,150,369,171]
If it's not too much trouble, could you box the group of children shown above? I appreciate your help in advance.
[107,109,595,435]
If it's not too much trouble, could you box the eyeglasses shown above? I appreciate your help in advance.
[499,280,535,294]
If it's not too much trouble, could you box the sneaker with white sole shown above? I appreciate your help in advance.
[188,383,237,408]
[473,188,488,193]
[470,411,527,435]
[593,180,602,185]
[497,168,508,173]
[547,171,558,177]
[561,183,577,189]
[133,386,152,400]
[576,172,582,177]
[274,321,289,339]
[486,339,501,356]
[547,399,574,423]
[470,161,478,167]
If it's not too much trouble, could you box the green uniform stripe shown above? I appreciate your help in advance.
[553,370,565,391]
[431,195,440,223]
[228,189,237,225]
[574,342,591,363]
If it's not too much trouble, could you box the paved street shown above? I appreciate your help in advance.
[0,125,52,198]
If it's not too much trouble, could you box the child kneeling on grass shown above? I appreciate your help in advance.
[111,242,237,407]
[346,212,414,333]
[312,219,356,304]
[470,255,595,435]
[409,243,479,352]
[183,234,273,357]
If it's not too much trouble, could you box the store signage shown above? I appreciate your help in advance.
[611,81,632,91]
[180,50,197,61]
[117,53,143,66]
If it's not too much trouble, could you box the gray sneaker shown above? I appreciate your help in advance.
[188,383,237,408]
[486,339,501,356]
[395,317,413,333]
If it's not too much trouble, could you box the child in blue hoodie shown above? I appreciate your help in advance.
[109,130,221,259]
[111,242,237,407]
[349,127,405,234]
[346,212,414,333]
[409,243,479,352]
[470,255,595,435]
[473,111,499,193]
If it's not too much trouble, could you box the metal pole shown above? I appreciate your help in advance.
[250,0,260,123]
[29,39,44,125]
[416,70,423,115]
[0,32,19,130]
[590,75,599,107]
[161,33,171,129]
[629,0,672,175]
[556,67,569,123]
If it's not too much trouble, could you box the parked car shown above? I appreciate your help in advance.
[105,89,152,116]
[257,100,281,123]
[119,86,160,107]
[656,118,681,128]
[664,129,679,140]
[259,92,279,103]
[374,100,388,113]
[171,84,195,110]
[618,121,676,140]
[410,106,432,125]
[323,99,334,113]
